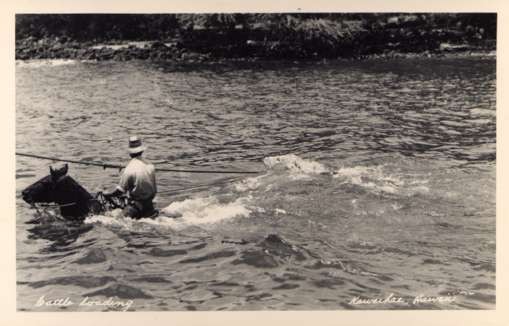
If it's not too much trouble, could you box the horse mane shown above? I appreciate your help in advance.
[57,175,94,202]
[53,175,95,219]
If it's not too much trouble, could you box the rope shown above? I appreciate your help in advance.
[16,152,262,174]
[35,202,77,208]
[30,203,74,221]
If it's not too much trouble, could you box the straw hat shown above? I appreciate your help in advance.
[128,136,146,154]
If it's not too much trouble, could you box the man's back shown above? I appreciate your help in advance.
[118,157,157,201]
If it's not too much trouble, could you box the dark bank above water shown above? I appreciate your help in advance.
[16,13,496,61]
[15,37,495,63]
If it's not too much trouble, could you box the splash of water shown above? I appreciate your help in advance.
[334,165,429,196]
[85,195,252,230]
[234,175,264,192]
[161,196,251,224]
[263,154,329,179]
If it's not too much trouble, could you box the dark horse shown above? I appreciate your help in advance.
[21,164,125,221]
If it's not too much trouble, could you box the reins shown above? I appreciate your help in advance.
[28,194,121,220]
[34,202,77,208]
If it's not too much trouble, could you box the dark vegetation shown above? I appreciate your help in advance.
[16,13,496,61]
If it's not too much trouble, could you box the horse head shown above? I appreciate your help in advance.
[21,164,99,220]
[21,164,69,204]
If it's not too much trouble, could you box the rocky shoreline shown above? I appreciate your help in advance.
[16,36,495,63]
[16,38,193,62]
[16,14,496,62]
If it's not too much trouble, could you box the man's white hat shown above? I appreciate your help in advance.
[128,136,146,154]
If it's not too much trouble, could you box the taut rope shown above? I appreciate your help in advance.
[16,152,262,174]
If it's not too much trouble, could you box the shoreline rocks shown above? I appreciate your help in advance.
[15,36,495,63]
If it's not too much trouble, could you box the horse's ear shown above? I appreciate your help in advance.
[49,164,68,179]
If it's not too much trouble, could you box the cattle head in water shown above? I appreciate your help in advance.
[21,164,101,220]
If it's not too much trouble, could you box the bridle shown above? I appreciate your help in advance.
[29,202,77,221]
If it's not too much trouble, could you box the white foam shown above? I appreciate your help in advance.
[162,196,251,224]
[234,175,263,192]
[16,59,78,68]
[85,195,252,230]
[263,154,329,177]
[334,166,403,195]
[334,165,431,196]
[84,209,135,228]
[470,108,495,117]
[136,197,252,230]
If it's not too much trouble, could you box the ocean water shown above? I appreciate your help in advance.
[16,57,495,310]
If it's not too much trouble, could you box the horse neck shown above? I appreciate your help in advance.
[54,176,94,218]
[55,176,92,203]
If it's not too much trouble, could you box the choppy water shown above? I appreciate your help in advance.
[16,57,496,310]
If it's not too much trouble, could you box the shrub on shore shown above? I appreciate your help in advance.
[15,13,496,61]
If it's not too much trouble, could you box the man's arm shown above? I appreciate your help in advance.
[103,187,124,198]
[104,169,132,198]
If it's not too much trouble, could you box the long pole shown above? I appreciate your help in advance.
[16,152,261,174]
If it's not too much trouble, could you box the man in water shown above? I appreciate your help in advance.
[103,136,157,218]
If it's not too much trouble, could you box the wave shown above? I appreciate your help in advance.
[262,154,429,196]
[334,165,429,196]
[160,196,251,224]
[84,154,430,230]
[237,154,431,200]
[470,107,495,117]
[231,154,330,193]
[234,175,264,192]
[263,154,329,179]
[85,195,252,230]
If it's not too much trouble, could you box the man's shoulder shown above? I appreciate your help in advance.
[125,158,139,169]
[126,158,154,171]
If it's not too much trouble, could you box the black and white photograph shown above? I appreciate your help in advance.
[13,9,497,314]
